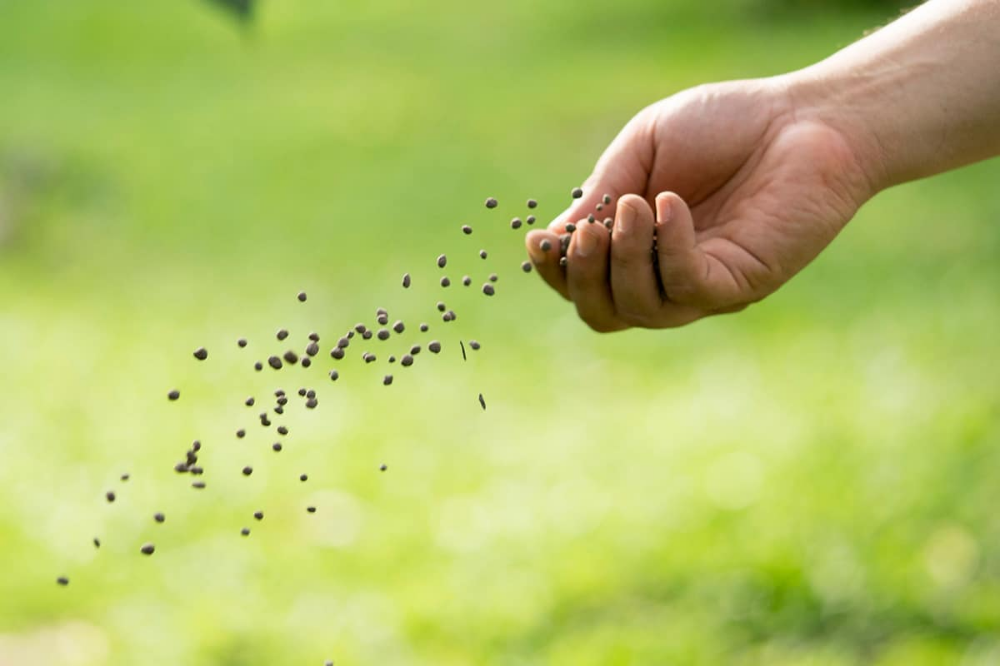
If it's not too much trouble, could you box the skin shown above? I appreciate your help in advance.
[526,0,1000,332]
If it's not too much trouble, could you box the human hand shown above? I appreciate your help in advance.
[525,78,876,331]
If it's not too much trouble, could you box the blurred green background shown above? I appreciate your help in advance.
[1,1,998,664]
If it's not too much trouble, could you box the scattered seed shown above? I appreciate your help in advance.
[376,307,388,316]
[238,338,248,348]
[604,218,613,229]
[331,347,345,360]
[174,463,190,473]
[277,396,289,406]
[479,393,486,410]
[154,512,165,523]
[309,332,320,342]
[402,273,411,288]
[419,323,429,332]
[377,329,390,341]
[277,425,289,436]
[482,284,495,296]
[362,330,373,340]
[254,361,263,371]
[401,354,414,367]
[462,276,471,287]
[559,256,568,267]
[307,506,317,513]
[105,491,116,503]
[383,375,393,386]
[93,538,100,548]
[193,347,208,361]
[120,473,130,482]
[306,389,316,399]
[295,388,304,397]
[388,355,396,363]
[283,350,299,365]
[192,481,206,489]
[603,193,612,204]
[300,474,308,482]
[392,320,405,334]
[380,464,387,472]
[511,217,522,229]
[410,345,421,355]
[460,341,466,360]
[596,203,603,211]
[437,254,447,268]
[521,261,532,272]
[272,442,283,452]
[167,390,180,401]
[354,323,366,334]
[440,276,451,287]
[429,341,442,353]
[363,352,376,363]
[376,313,389,326]
[192,440,201,452]
[140,543,155,556]
[540,239,552,252]
[241,527,251,536]
[301,357,312,368]
[437,301,446,312]
[242,466,253,476]
[443,311,454,322]
[479,249,488,259]
[277,329,289,341]
[306,398,318,409]
[527,198,537,208]
[560,234,571,254]
[469,340,481,350]
[236,429,246,438]
[462,225,472,235]
[306,342,319,357]
[329,370,339,381]
[253,511,264,521]
[527,215,536,225]
[566,223,577,232]
[274,405,284,415]
[56,576,69,586]
[571,187,583,199]
[245,396,255,407]
[297,291,307,302]
[189,466,204,476]
[489,273,498,282]
[268,356,283,370]
[485,197,498,209]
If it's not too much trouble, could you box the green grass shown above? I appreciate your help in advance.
[1,1,999,664]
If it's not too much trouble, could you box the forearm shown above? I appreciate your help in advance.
[785,0,1000,195]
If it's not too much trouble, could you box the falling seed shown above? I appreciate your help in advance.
[297,291,307,302]
[254,361,263,371]
[566,223,577,232]
[527,215,536,225]
[442,311,454,322]
[479,393,486,410]
[189,466,204,476]
[354,323,366,334]
[277,425,289,435]
[401,354,414,367]
[268,356,283,370]
[429,341,442,353]
[376,313,389,326]
[485,197,498,209]
[521,261,532,272]
[460,341,466,360]
[410,345,421,355]
[295,388,304,397]
[242,466,253,476]
[238,338,248,348]
[307,506,317,513]
[489,273,498,282]
[462,275,472,287]
[301,357,312,368]
[309,332,320,342]
[527,198,538,209]
[440,276,451,287]
[272,442,283,452]
[306,389,316,399]
[469,340,481,350]
[192,481,206,489]
[603,194,612,204]
[56,576,69,586]
[277,396,289,406]
[331,347,345,360]
[283,350,299,365]
[306,398,318,409]
[277,329,289,341]
[193,347,208,361]
[383,375,393,386]
[511,217,522,229]
[300,473,308,482]
[236,429,246,438]
[388,355,396,364]
[437,302,446,312]
[482,284,495,296]
[363,352,376,363]
[253,511,264,521]
[174,462,190,473]
[167,390,180,401]
[306,342,319,357]
[377,307,388,316]
[540,239,552,252]
[93,538,100,549]
[277,389,287,397]
[437,254,447,268]
[241,527,251,536]
[587,214,595,223]
[377,329,390,341]
[392,321,405,334]
[380,464,388,472]
[402,273,411,288]
[462,225,472,235]
[479,249,488,259]
[362,330,373,340]
[329,370,339,381]
[120,473,130,482]
[140,543,155,556]
[245,397,255,407]
[192,440,201,452]
[419,323,429,332]
[105,491,116,503]
[154,512,165,523]
[559,256,568,267]
[571,187,583,199]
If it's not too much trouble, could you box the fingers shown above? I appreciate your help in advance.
[566,217,625,333]
[609,195,662,325]
[525,229,569,300]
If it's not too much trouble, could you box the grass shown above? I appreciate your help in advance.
[1,1,999,664]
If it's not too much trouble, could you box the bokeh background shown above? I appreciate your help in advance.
[2,1,999,664]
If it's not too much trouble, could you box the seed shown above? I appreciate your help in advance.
[527,215,536,225]
[242,466,253,476]
[527,198,537,208]
[253,511,264,521]
[120,473,130,482]
[604,217,613,229]
[388,355,396,363]
[571,187,583,199]
[511,217,522,229]
[268,356,283,370]
[363,352,376,363]
[410,345,421,355]
[469,340,481,350]
[272,442,283,452]
[489,273,498,282]
[419,323,429,332]
[596,203,603,211]
[277,425,288,435]
[189,466,204,476]
[283,350,299,365]
[307,506,317,513]
[482,284,495,296]
[603,193,612,204]
[274,405,285,414]
[402,273,411,288]
[437,254,447,268]
[167,389,180,401]
[309,332,320,342]
[57,576,69,586]
[401,354,414,367]
[186,450,198,465]
[245,396,255,407]
[521,261,532,272]
[300,474,308,482]
[191,440,201,452]
[442,311,454,322]
[376,307,388,316]
[383,374,393,386]
[565,223,576,232]
[297,291,307,302]
[479,393,486,410]
[462,276,471,287]
[193,347,208,361]
[362,330,373,340]
[154,512,165,523]
[140,543,155,556]
[306,389,316,399]
[174,462,190,473]
[105,491,116,503]
[238,338,248,348]
[354,323,366,334]
[93,538,100,548]
[393,320,405,334]
[440,276,451,287]
[377,328,390,341]
[560,234,571,254]
[277,396,289,406]
[462,225,472,235]
[254,362,263,371]
[192,481,206,489]
[485,197,498,209]
[330,347,345,360]
[301,357,312,368]
[329,370,339,381]
[437,301,446,312]
[241,527,251,536]
[306,342,319,357]
[277,329,289,341]
[261,417,271,427]
[236,429,246,438]
[295,388,305,397]
[376,313,389,326]
[587,214,595,224]
[380,464,388,472]
[306,398,318,409]
[460,341,466,360]
[428,341,441,354]
[540,239,552,252]
[479,249,487,259]
[559,256,567,267]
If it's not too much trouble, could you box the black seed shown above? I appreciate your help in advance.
[402,273,411,288]
[191,440,201,452]
[354,323,366,334]
[410,345,421,355]
[604,218,613,229]
[193,347,208,361]
[186,450,198,465]
[443,311,454,322]
[489,273,498,282]
[440,276,451,287]
[559,256,568,267]
[274,405,285,415]
[245,396,255,407]
[469,340,481,350]
[460,341,466,360]
[380,464,388,472]
[238,338,248,348]
[362,330,373,340]
[479,249,488,259]
[376,313,389,326]
[189,466,204,476]
[336,336,350,349]
[283,350,299,365]
[297,291,307,302]
[192,481,206,489]
[306,398,318,409]
[571,187,583,199]
[401,354,414,367]
[482,284,495,296]
[241,527,251,536]
[388,355,396,363]
[462,276,471,287]
[566,223,576,232]
[167,390,180,401]
[277,329,289,341]
[306,342,319,357]
[306,389,316,399]
[540,239,552,252]
[272,442,283,452]
[479,393,486,410]
[105,491,116,503]
[527,198,537,209]
[383,374,393,386]
[560,234,571,254]
[437,302,448,314]
[603,194,612,204]
[363,352,376,363]
[254,361,263,371]
[93,538,100,548]
[462,225,472,235]
[521,261,532,272]
[329,370,339,381]
[242,466,253,476]
[140,543,155,555]
[277,396,288,406]
[309,332,320,342]
[268,356,283,370]
[511,217,522,229]
[253,511,264,521]
[57,576,69,586]
[307,506,317,513]
[392,320,405,334]
[437,254,448,269]
[527,215,536,225]
[596,203,603,211]
[154,512,165,523]
[301,357,312,368]
[277,425,288,435]
[236,429,246,438]
[377,329,390,341]
[419,323,429,332]
[120,473,130,482]
[174,462,190,473]
[485,197,497,209]
[261,418,271,427]
[587,214,595,223]
[331,347,345,360]
[429,341,441,353]
[300,473,308,482]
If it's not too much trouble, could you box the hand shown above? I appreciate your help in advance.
[525,78,876,332]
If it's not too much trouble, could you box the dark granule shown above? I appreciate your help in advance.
[393,320,405,334]
[154,512,165,523]
[377,329,390,341]
[565,223,577,232]
[105,491,116,503]
[283,350,299,365]
[462,225,472,235]
[277,396,289,406]
[428,341,442,353]
[297,291,307,302]
[527,198,538,208]
[245,396,255,407]
[57,576,69,586]
[388,355,396,364]
[301,357,312,368]
[437,254,447,268]
[383,375,393,386]
[437,302,446,312]
[296,388,305,397]
[489,273,498,282]
[306,389,316,399]
[192,481,206,489]
[402,273,411,288]
[462,276,471,287]
[254,361,263,371]
[410,344,421,355]
[309,332,320,342]
[482,284,495,296]
[354,323,367,334]
[337,336,350,348]
[272,442,283,452]
[306,342,320,357]
[238,338,248,348]
[571,187,583,199]
[174,462,190,473]
[274,405,285,415]
[401,354,414,367]
[120,473,131,481]
[362,330,373,340]
[140,543,155,555]
[485,197,498,209]
[587,214,595,223]
[241,527,251,536]
[330,347,345,360]
[329,370,339,381]
[511,217,522,229]
[540,239,552,252]
[380,464,387,472]
[168,390,180,401]
[254,511,264,521]
[560,234,571,254]
[236,429,246,438]
[469,340,481,350]
[377,313,389,326]
[479,249,488,259]
[93,538,100,548]
[307,506,317,513]
[306,398,318,409]
[277,425,289,436]
[420,323,429,332]
[277,329,289,341]
[300,473,308,482]
[268,356,283,370]
[559,256,568,267]
[440,277,451,287]
[479,393,486,410]
[243,466,253,476]
[526,215,536,225]
[191,441,201,452]
[189,466,204,476]
[522,261,532,272]
[603,193,612,204]
[193,347,208,361]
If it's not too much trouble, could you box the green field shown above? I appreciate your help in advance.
[1,1,999,664]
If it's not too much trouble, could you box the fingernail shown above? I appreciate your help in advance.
[617,203,636,235]
[575,225,596,258]
[656,194,674,224]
